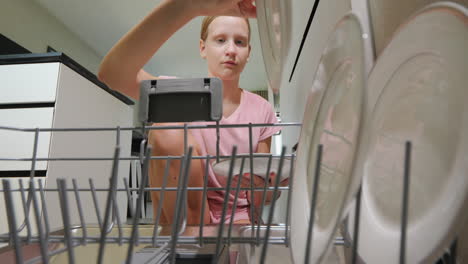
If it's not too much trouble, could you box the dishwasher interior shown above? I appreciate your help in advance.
[1,1,468,264]
[0,89,465,264]
[0,119,302,264]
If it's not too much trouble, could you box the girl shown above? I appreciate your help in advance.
[99,0,283,225]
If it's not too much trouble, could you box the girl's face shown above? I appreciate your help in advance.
[200,16,251,81]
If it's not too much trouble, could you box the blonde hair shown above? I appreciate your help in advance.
[200,16,251,42]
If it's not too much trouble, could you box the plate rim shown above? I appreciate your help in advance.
[289,12,366,264]
[256,0,292,94]
[348,3,468,263]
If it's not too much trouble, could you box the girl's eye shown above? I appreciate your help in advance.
[236,39,247,46]
[216,38,225,43]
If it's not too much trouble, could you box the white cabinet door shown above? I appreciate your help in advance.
[45,64,132,230]
[0,107,54,172]
[0,63,59,104]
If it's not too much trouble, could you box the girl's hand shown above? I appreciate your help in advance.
[187,0,257,18]
[230,172,289,189]
[245,172,289,207]
[230,172,265,189]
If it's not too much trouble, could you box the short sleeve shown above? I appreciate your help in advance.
[258,100,282,142]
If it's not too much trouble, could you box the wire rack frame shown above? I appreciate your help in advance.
[0,122,302,264]
[0,123,459,264]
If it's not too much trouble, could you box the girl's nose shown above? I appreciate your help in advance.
[225,40,237,55]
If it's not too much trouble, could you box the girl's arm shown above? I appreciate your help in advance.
[248,136,289,208]
[98,0,256,100]
[256,137,272,153]
[98,0,196,100]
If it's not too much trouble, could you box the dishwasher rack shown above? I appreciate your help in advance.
[0,122,460,264]
[0,122,302,264]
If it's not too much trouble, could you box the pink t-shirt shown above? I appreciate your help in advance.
[191,90,281,223]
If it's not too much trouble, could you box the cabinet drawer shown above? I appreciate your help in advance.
[0,107,54,173]
[0,63,59,104]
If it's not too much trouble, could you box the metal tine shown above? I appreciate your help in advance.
[30,128,39,180]
[257,155,273,245]
[153,158,172,247]
[169,147,194,264]
[123,178,137,246]
[449,238,458,264]
[125,145,152,264]
[136,160,143,219]
[98,146,121,263]
[139,139,147,166]
[72,179,87,245]
[227,156,246,247]
[184,123,188,155]
[89,178,103,229]
[23,128,40,221]
[178,156,193,240]
[57,179,75,264]
[19,179,33,243]
[29,180,49,264]
[14,199,30,234]
[198,155,211,247]
[400,141,412,264]
[284,153,296,247]
[178,213,187,238]
[351,185,362,264]
[123,178,135,218]
[38,180,51,242]
[303,144,323,264]
[112,126,123,242]
[216,121,220,163]
[213,146,237,264]
[112,195,123,246]
[259,146,287,264]
[10,128,39,236]
[140,121,147,141]
[248,123,255,240]
[3,180,24,264]
[17,127,41,237]
[116,126,121,146]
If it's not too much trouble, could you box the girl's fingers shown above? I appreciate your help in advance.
[242,173,266,186]
[196,0,257,18]
[237,0,257,18]
[280,178,289,186]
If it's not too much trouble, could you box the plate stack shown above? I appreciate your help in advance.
[287,1,468,264]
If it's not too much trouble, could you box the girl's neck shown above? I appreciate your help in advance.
[222,79,242,103]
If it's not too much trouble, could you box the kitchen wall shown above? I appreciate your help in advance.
[0,0,102,74]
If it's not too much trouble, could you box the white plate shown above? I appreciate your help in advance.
[256,0,291,94]
[212,156,291,182]
[348,3,468,263]
[368,0,468,56]
[290,13,365,264]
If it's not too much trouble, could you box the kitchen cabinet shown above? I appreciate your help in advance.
[0,53,134,236]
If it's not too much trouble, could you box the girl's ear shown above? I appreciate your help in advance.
[200,39,207,59]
